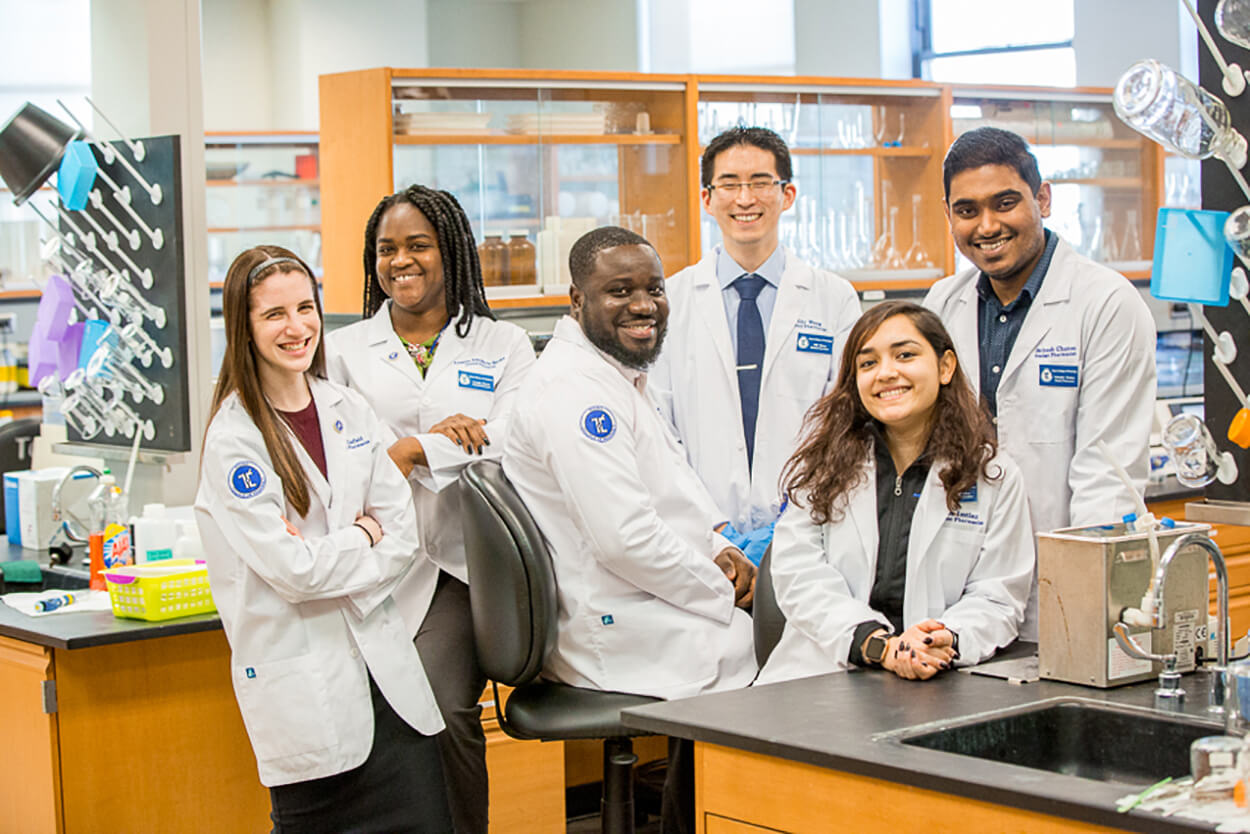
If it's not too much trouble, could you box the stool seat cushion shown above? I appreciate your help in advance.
[503,681,660,740]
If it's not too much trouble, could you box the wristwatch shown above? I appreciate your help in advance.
[864,631,892,666]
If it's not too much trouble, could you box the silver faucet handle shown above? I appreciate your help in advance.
[1156,656,1187,712]
[1113,621,1175,665]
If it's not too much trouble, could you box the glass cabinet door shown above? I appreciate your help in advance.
[204,133,321,284]
[389,77,688,296]
[696,83,948,283]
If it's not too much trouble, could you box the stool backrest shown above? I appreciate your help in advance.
[459,459,558,687]
[752,544,786,667]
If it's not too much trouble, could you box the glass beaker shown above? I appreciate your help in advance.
[1114,59,1248,168]
[1226,206,1250,263]
[1120,208,1143,261]
[1163,413,1226,488]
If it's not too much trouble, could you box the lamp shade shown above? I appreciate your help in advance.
[0,102,79,205]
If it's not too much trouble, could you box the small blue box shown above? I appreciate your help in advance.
[1151,207,1233,306]
[4,471,24,542]
[57,141,98,211]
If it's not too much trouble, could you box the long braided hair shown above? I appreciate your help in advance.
[361,185,494,338]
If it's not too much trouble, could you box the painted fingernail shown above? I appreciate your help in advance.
[921,662,929,668]
[941,662,950,670]
[910,650,916,658]
[923,636,932,645]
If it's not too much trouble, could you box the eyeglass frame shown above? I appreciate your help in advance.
[704,178,791,196]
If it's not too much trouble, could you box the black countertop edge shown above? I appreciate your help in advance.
[622,708,1209,833]
[0,611,223,650]
[621,649,1221,834]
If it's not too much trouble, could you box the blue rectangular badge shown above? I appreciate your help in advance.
[457,371,495,392]
[958,485,977,503]
[1038,364,1079,388]
[796,333,834,354]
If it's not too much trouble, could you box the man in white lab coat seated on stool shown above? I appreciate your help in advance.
[649,127,861,565]
[923,126,1157,642]
[503,225,757,834]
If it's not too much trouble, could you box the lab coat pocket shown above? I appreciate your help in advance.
[935,527,984,603]
[234,654,338,761]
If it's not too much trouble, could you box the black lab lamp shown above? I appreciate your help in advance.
[0,102,80,205]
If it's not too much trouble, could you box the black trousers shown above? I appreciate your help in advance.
[416,572,490,834]
[268,674,454,834]
[661,737,695,834]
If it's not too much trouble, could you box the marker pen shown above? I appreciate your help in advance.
[35,593,77,613]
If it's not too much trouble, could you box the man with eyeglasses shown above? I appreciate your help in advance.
[651,127,861,562]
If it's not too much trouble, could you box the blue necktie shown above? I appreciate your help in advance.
[734,274,766,471]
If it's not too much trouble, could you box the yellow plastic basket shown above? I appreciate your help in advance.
[103,558,217,621]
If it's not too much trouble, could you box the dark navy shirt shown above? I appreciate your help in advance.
[976,229,1059,417]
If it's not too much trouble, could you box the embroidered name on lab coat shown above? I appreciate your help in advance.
[581,406,617,442]
[944,509,985,527]
[228,461,266,499]
[1034,344,1078,360]
[346,435,370,450]
[1038,364,1079,387]
[796,333,834,354]
[458,371,495,392]
[795,318,828,332]
[454,356,506,369]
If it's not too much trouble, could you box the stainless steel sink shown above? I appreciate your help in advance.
[890,697,1223,786]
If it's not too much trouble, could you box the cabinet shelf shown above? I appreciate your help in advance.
[393,133,682,146]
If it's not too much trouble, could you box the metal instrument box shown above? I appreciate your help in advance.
[1038,521,1211,688]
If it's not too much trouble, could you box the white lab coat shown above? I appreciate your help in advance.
[195,376,443,787]
[326,304,536,637]
[650,248,861,531]
[503,316,757,700]
[756,448,1034,686]
[923,238,1156,640]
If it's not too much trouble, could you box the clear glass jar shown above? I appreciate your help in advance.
[1114,59,1247,168]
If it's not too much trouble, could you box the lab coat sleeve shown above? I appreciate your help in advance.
[533,377,735,623]
[345,416,423,619]
[938,460,1035,665]
[197,420,401,605]
[1067,282,1157,526]
[770,496,888,668]
[412,327,538,493]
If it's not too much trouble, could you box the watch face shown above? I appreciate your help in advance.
[867,635,888,664]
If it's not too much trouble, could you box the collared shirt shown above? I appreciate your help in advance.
[716,245,785,354]
[849,434,930,667]
[976,229,1058,416]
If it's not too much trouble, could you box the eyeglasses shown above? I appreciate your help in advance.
[706,179,789,196]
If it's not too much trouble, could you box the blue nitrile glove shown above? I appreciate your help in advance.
[717,521,748,549]
[740,521,776,567]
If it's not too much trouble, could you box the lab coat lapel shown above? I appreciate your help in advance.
[761,255,808,384]
[690,261,738,389]
[1000,243,1072,385]
[288,376,336,512]
[369,303,426,391]
[948,279,981,396]
[846,454,879,580]
[907,469,950,585]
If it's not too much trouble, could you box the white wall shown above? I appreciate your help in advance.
[267,0,429,130]
[201,0,273,130]
[517,0,637,71]
[426,0,522,69]
[1074,0,1197,87]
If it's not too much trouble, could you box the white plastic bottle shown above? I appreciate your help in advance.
[133,503,178,563]
[173,520,204,561]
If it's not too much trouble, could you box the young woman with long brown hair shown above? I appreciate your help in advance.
[756,300,1034,685]
[194,245,452,832]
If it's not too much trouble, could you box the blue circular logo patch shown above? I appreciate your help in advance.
[228,461,266,499]
[580,406,616,443]
[388,351,399,360]
[333,419,344,433]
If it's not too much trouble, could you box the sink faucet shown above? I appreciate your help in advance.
[47,465,102,564]
[1113,532,1230,719]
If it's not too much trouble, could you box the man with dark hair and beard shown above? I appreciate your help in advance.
[503,226,757,834]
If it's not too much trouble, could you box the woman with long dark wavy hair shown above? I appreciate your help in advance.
[756,301,1034,685]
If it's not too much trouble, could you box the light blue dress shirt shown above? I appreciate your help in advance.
[715,246,785,355]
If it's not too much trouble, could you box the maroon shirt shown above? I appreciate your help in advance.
[277,399,328,481]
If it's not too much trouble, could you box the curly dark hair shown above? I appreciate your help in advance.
[361,185,494,338]
[782,301,998,524]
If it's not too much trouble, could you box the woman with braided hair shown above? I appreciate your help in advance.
[326,185,535,834]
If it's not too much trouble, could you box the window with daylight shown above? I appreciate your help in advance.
[913,0,1076,87]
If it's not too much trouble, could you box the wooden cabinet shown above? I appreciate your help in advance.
[318,68,695,314]
[1150,497,1250,637]
[319,70,1168,314]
